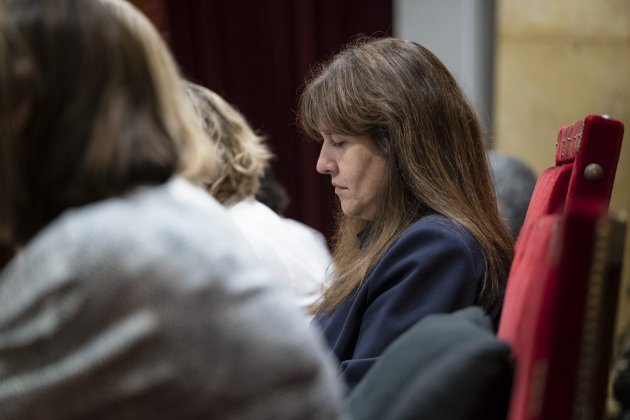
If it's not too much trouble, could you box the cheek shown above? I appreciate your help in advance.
[365,174,387,201]
[361,159,388,191]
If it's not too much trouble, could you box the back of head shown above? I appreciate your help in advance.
[97,0,218,183]
[0,0,214,245]
[487,151,537,238]
[185,82,272,205]
[256,168,290,216]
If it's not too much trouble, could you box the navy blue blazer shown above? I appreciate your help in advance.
[313,214,501,390]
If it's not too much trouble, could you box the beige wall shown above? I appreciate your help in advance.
[495,0,630,332]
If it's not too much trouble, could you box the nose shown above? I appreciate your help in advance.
[316,144,335,175]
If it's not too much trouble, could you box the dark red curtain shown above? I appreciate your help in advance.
[146,0,392,239]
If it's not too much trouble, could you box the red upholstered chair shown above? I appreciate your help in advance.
[498,115,626,420]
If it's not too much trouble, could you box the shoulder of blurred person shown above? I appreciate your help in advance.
[185,82,331,312]
[228,196,332,312]
[0,177,347,419]
[255,167,333,274]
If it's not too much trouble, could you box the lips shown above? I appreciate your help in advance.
[333,186,347,198]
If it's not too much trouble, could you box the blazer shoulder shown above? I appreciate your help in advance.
[397,214,479,251]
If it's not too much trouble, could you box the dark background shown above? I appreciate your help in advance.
[137,0,393,239]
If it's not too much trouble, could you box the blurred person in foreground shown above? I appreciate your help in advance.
[0,0,346,418]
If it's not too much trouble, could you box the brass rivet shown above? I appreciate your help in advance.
[584,163,604,182]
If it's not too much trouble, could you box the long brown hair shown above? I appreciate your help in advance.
[0,0,215,245]
[298,37,514,314]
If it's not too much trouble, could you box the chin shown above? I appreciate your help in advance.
[341,210,358,219]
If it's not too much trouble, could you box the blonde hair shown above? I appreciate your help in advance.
[185,82,273,205]
[299,37,514,314]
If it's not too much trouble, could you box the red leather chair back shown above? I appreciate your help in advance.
[498,115,625,420]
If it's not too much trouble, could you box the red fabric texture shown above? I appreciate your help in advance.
[498,215,560,420]
[566,115,624,213]
[502,210,607,420]
[499,115,625,420]
[520,165,572,229]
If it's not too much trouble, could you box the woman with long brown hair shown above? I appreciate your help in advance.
[299,36,514,390]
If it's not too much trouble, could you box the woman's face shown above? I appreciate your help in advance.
[316,133,389,221]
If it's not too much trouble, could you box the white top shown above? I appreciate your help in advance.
[227,197,333,312]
